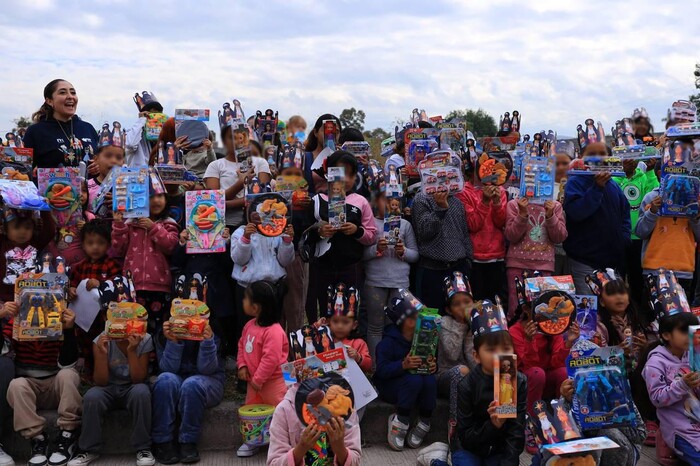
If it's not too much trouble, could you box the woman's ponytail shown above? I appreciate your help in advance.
[31,79,66,122]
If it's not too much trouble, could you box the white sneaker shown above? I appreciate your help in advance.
[66,451,98,466]
[236,443,259,458]
[135,450,155,466]
[48,430,77,466]
[387,414,409,451]
[417,442,448,466]
[28,435,49,466]
[0,443,14,466]
[407,420,431,449]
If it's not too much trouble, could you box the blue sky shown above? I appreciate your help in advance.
[1,0,698,139]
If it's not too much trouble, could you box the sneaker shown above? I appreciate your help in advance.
[387,414,409,451]
[407,421,431,449]
[525,427,538,455]
[48,430,77,466]
[28,434,49,466]
[236,443,259,458]
[416,442,448,466]
[179,443,199,464]
[0,443,14,466]
[135,450,155,466]
[66,451,98,466]
[152,442,179,465]
[644,420,658,446]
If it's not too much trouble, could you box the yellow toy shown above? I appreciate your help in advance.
[27,295,46,328]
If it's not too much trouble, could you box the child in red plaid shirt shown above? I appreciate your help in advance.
[68,219,122,379]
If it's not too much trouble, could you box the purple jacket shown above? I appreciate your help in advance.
[642,345,700,451]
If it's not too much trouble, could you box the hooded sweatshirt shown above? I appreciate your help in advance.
[562,176,631,270]
[456,182,507,261]
[642,345,700,452]
[230,227,295,287]
[437,315,476,377]
[373,324,412,385]
[24,115,98,169]
[613,168,659,240]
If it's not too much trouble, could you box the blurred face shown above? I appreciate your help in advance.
[337,162,356,191]
[96,146,125,177]
[250,144,261,158]
[150,194,167,217]
[601,290,629,314]
[242,293,260,318]
[474,339,514,375]
[373,194,387,218]
[663,327,690,352]
[280,166,303,178]
[634,118,650,135]
[447,293,474,323]
[80,182,88,206]
[223,129,235,153]
[5,219,33,244]
[46,80,77,120]
[83,232,109,261]
[401,315,417,334]
[555,154,570,181]
[329,315,356,340]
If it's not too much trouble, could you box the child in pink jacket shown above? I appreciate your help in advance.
[266,384,362,466]
[504,198,567,314]
[111,179,179,333]
[237,281,290,457]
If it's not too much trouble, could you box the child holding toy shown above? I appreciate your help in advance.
[236,281,289,457]
[111,173,179,335]
[450,304,527,466]
[326,283,372,372]
[68,332,155,466]
[504,197,567,314]
[374,293,436,451]
[125,90,163,168]
[152,320,224,464]
[87,126,125,213]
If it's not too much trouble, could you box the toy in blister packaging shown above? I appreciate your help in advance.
[403,128,439,176]
[283,346,346,385]
[246,192,290,237]
[519,156,555,204]
[525,275,576,301]
[341,141,371,164]
[384,172,403,246]
[323,119,339,151]
[477,136,519,152]
[13,270,68,341]
[4,246,37,285]
[575,119,605,151]
[646,268,692,320]
[476,150,513,186]
[1,147,33,167]
[660,175,700,217]
[409,308,441,375]
[174,108,210,122]
[185,190,226,253]
[37,168,82,226]
[144,113,168,142]
[169,298,210,341]
[532,290,575,335]
[417,150,464,196]
[0,161,31,182]
[690,325,700,372]
[157,142,184,167]
[574,295,598,340]
[436,122,466,154]
[667,100,697,125]
[112,167,149,218]
[254,109,279,147]
[295,372,354,431]
[274,175,309,211]
[288,325,335,361]
[666,122,700,139]
[218,100,246,129]
[327,167,346,229]
[104,301,148,340]
[0,180,50,211]
[493,354,518,418]
[569,145,657,177]
[566,345,636,430]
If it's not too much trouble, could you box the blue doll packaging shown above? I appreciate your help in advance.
[573,295,597,340]
[566,345,636,430]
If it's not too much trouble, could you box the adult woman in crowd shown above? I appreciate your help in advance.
[24,79,98,169]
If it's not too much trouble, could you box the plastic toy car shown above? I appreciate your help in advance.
[436,185,448,193]
[425,186,437,195]
[437,170,447,179]
[425,175,437,184]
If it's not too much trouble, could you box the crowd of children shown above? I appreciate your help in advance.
[1,79,700,466]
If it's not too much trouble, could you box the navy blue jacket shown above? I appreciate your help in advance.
[373,324,412,385]
[563,176,631,271]
[23,115,98,169]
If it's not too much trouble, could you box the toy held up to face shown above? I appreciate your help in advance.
[295,373,354,432]
[532,290,575,335]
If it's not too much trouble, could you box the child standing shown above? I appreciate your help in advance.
[374,292,436,451]
[68,333,155,466]
[87,129,125,214]
[504,197,567,315]
[326,283,372,372]
[451,303,527,465]
[111,173,179,334]
[236,281,290,457]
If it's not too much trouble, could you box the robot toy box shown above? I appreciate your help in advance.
[13,269,68,341]
[409,307,441,375]
[659,142,700,218]
[566,345,636,430]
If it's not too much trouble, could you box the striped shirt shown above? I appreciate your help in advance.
[411,193,473,264]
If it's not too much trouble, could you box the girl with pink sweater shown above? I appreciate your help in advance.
[237,281,290,457]
[504,198,567,313]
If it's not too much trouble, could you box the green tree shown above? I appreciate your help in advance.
[690,93,700,118]
[444,108,498,137]
[363,127,391,158]
[13,116,31,131]
[339,107,366,132]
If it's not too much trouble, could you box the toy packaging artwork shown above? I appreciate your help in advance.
[322,119,338,151]
[659,142,700,217]
[0,179,50,211]
[282,347,347,385]
[525,275,576,301]
[104,301,148,340]
[4,246,38,285]
[174,108,210,121]
[156,142,189,184]
[13,267,69,341]
[409,308,441,375]
[169,298,210,341]
[246,192,290,237]
[274,175,309,211]
[569,145,657,177]
[647,268,692,319]
[341,141,371,164]
[144,113,168,142]
[532,290,575,335]
[519,156,555,204]
[185,190,226,253]
[112,166,149,218]
[476,150,513,186]
[327,166,346,229]
[690,325,700,372]
[493,354,518,418]
[403,128,439,176]
[574,295,598,341]
[566,345,636,430]
[384,171,403,246]
[37,167,82,226]
[436,121,467,154]
[477,136,519,152]
[417,150,464,196]
[295,372,354,432]
[1,146,33,166]
[288,325,335,361]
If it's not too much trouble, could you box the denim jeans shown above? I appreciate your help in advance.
[151,372,224,444]
[451,449,502,466]
[675,436,700,464]
[567,257,597,295]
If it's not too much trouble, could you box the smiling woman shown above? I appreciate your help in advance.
[23,79,98,169]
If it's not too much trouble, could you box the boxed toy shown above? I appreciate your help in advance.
[1,146,33,166]
[323,119,339,151]
[525,275,576,300]
[436,122,466,154]
[519,156,555,204]
[37,167,82,226]
[417,150,464,196]
[691,325,700,372]
[327,166,346,229]
[409,307,441,375]
[574,295,598,340]
[282,347,346,384]
[169,298,210,340]
[477,136,519,152]
[288,325,335,361]
[566,345,636,430]
[0,179,50,211]
[13,269,69,341]
[532,290,575,336]
[274,175,309,211]
[384,174,403,246]
[494,354,517,418]
[104,301,148,339]
[476,150,513,186]
[341,141,371,163]
[112,166,149,218]
[246,192,290,237]
[185,190,226,253]
[144,113,168,142]
[404,128,439,176]
[174,108,210,121]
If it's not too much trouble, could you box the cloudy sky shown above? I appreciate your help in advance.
[1,0,698,139]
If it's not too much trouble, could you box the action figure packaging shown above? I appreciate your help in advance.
[524,275,576,301]
[13,265,69,341]
[417,150,464,196]
[566,345,636,430]
[494,354,517,418]
[659,141,700,217]
[327,167,346,229]
[574,295,598,341]
[403,128,439,176]
[409,307,442,375]
[288,325,335,361]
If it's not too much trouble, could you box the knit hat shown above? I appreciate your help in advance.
[97,122,125,149]
[326,283,359,318]
[469,297,508,339]
[444,272,472,301]
[133,91,163,113]
[385,289,424,325]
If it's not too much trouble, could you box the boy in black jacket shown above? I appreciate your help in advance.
[451,301,527,466]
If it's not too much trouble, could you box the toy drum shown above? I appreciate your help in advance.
[239,404,274,447]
